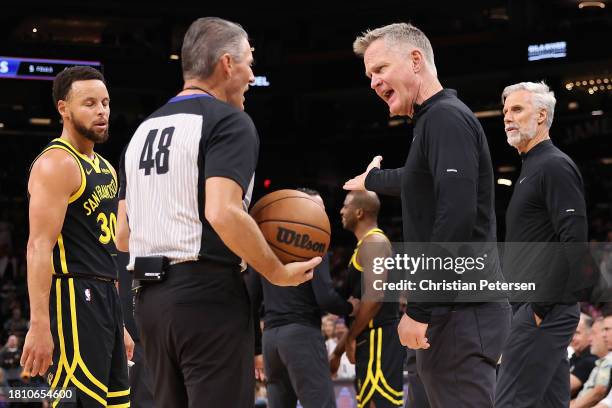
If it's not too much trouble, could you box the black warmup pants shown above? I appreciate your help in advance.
[495,303,580,408]
[416,301,512,408]
[262,323,336,408]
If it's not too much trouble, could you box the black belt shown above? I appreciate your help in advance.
[133,259,241,292]
[52,273,116,283]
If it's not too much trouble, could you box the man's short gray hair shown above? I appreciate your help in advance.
[353,23,437,76]
[181,17,248,81]
[501,81,556,129]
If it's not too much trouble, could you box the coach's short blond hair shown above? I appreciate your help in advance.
[353,23,437,76]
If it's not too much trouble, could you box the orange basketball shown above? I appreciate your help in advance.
[250,189,331,264]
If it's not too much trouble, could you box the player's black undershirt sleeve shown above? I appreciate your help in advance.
[312,254,353,316]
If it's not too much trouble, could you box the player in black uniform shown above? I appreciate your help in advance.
[21,66,131,407]
[331,191,403,408]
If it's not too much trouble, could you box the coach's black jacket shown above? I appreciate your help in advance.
[504,140,592,319]
[365,89,500,323]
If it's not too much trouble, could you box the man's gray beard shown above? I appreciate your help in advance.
[506,120,537,148]
[507,133,526,147]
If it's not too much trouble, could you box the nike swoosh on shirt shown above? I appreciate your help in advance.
[86,168,93,175]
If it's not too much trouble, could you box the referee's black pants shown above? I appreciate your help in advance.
[136,260,254,408]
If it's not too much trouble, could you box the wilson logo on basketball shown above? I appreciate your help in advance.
[276,227,326,253]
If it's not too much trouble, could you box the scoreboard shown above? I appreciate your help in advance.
[0,56,102,80]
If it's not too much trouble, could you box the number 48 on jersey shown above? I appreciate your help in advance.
[139,126,175,176]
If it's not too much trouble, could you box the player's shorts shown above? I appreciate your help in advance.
[48,276,130,407]
[355,323,404,408]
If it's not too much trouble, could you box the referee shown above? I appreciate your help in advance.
[344,23,512,407]
[115,18,319,407]
[495,82,590,407]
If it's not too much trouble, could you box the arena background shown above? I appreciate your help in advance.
[0,1,611,406]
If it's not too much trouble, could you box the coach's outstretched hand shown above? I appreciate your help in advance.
[343,155,383,191]
[21,323,54,377]
[273,256,321,286]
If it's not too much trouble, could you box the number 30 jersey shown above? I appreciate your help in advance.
[31,138,119,280]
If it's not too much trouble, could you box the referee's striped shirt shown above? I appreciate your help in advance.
[119,94,258,270]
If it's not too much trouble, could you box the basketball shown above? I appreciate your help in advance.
[250,189,331,264]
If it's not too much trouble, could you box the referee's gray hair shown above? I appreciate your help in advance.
[353,23,437,77]
[501,81,556,129]
[181,17,249,81]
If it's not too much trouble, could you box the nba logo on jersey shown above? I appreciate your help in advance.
[85,288,91,302]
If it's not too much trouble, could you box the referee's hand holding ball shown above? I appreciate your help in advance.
[272,256,322,286]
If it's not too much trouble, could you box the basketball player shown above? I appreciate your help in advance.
[344,23,511,407]
[330,190,403,408]
[246,188,359,408]
[115,17,319,407]
[21,66,131,407]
